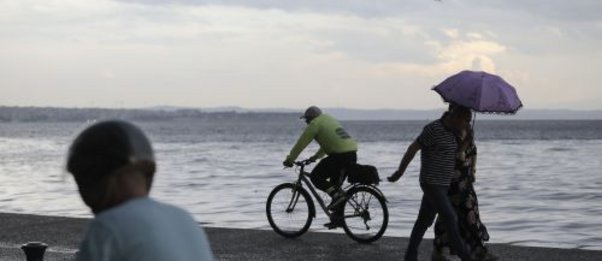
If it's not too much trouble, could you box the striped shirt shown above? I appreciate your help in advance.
[416,119,458,186]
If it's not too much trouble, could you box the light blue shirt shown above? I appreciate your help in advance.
[76,197,214,261]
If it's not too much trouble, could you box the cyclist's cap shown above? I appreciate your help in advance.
[66,120,155,180]
[300,106,322,119]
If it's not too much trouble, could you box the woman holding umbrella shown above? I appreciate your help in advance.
[431,104,497,261]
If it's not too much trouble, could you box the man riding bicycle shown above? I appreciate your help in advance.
[283,106,358,227]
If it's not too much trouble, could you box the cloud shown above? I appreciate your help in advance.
[370,29,507,78]
[116,0,602,24]
[100,70,117,79]
[466,32,483,40]
[117,0,434,17]
[1,0,601,109]
[470,56,495,72]
[442,28,459,39]
[474,0,602,22]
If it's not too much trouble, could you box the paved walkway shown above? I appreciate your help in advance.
[1,212,600,260]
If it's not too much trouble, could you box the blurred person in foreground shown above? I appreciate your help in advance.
[388,104,473,261]
[66,120,214,261]
[283,106,358,228]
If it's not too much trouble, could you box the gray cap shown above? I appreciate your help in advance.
[300,106,322,120]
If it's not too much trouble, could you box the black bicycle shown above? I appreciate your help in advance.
[266,159,388,243]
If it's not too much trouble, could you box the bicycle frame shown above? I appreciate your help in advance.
[291,164,333,219]
[289,161,370,219]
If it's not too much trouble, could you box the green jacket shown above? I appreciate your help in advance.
[285,114,358,163]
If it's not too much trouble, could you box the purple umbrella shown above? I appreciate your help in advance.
[432,70,523,114]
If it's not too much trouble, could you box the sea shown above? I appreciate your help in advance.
[0,118,601,250]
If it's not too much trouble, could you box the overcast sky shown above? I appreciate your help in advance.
[2,0,602,110]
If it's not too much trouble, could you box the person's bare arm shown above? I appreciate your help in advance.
[387,140,421,182]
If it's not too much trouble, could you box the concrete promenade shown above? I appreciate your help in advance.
[1,212,600,260]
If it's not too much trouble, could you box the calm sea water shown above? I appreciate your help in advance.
[0,119,601,250]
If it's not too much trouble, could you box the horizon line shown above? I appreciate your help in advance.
[2,105,602,112]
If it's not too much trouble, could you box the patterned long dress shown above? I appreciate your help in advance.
[432,133,491,260]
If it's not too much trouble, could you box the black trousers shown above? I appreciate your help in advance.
[405,183,471,261]
[310,151,357,193]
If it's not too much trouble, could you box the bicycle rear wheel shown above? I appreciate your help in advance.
[342,186,388,243]
[266,183,313,238]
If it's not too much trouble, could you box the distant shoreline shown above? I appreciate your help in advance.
[1,105,602,122]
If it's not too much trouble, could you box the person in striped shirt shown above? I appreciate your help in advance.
[388,104,473,261]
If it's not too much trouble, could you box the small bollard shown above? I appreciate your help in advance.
[21,242,48,261]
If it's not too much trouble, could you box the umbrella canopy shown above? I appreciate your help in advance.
[433,70,523,114]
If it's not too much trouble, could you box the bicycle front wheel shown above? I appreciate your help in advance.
[266,183,313,238]
[342,186,388,243]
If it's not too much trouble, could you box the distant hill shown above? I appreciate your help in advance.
[0,106,294,122]
[199,107,602,120]
[0,106,600,122]
[322,108,602,120]
[151,106,602,120]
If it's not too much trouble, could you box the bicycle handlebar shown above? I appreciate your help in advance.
[294,159,314,167]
